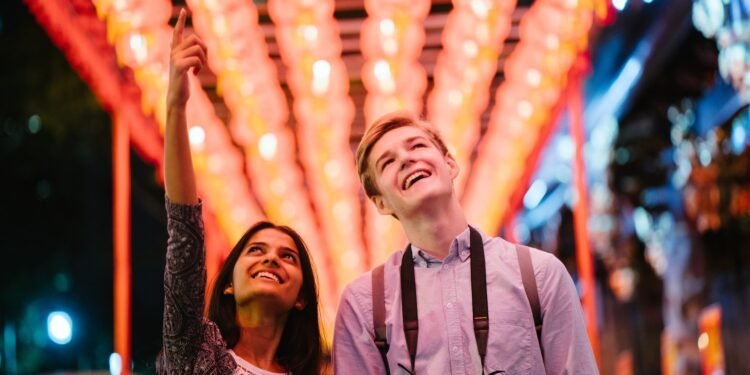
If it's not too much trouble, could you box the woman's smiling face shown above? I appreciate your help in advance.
[228,228,305,313]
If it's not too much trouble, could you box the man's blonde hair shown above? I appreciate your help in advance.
[355,111,449,198]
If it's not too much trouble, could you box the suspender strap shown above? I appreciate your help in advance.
[372,264,390,375]
[400,246,419,372]
[399,226,488,373]
[516,245,543,357]
[469,227,489,369]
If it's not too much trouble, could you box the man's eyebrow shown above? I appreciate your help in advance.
[405,135,428,144]
[374,150,394,169]
[373,136,429,168]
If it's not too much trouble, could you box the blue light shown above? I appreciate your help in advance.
[109,353,122,375]
[523,179,548,210]
[613,0,628,11]
[47,311,72,345]
[731,120,747,154]
[633,207,652,241]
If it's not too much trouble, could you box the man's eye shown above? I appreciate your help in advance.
[413,142,426,149]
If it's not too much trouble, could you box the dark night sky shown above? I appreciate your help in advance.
[1,1,167,372]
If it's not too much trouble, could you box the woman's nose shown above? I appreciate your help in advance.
[262,254,279,266]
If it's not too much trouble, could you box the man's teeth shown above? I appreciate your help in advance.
[404,171,430,189]
[255,271,281,283]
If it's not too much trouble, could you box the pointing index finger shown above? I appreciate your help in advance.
[172,8,186,47]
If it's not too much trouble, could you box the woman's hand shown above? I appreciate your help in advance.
[166,8,207,109]
[164,8,204,205]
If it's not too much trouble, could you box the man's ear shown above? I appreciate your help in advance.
[371,195,394,216]
[223,284,234,296]
[445,153,460,180]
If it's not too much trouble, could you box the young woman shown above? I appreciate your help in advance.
[160,9,323,374]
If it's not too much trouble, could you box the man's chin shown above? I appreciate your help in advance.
[399,191,451,212]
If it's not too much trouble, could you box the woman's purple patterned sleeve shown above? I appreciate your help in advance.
[163,198,207,373]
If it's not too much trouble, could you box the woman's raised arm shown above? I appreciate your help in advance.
[164,8,206,205]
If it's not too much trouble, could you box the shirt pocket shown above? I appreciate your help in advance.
[484,312,534,375]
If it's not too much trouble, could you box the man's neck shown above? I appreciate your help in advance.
[232,306,288,372]
[400,197,468,260]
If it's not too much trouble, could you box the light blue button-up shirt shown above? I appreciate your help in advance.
[333,227,598,374]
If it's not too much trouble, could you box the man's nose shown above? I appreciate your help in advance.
[398,151,415,170]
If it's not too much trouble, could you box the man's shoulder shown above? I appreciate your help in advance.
[340,250,403,302]
[478,232,559,269]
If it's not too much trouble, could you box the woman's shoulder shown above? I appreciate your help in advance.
[193,319,237,374]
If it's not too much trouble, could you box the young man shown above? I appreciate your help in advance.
[333,112,598,374]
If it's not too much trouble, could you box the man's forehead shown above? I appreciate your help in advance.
[370,126,430,155]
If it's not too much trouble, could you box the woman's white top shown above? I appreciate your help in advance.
[229,350,289,375]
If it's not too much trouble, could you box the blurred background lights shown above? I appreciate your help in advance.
[188,125,206,147]
[523,179,548,210]
[300,25,318,43]
[545,34,560,50]
[470,0,491,19]
[463,40,479,57]
[517,100,533,119]
[341,250,361,270]
[324,159,342,179]
[731,120,747,154]
[109,352,122,375]
[612,0,628,11]
[379,19,395,36]
[128,33,147,63]
[311,59,331,95]
[556,135,575,161]
[47,311,72,345]
[373,60,395,93]
[258,133,278,160]
[526,69,542,87]
[698,332,710,351]
[633,206,653,241]
[27,114,41,134]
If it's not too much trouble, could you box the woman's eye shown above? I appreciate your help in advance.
[282,253,298,262]
[247,246,262,254]
[381,159,393,171]
[413,142,426,149]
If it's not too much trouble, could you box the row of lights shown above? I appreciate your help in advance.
[428,0,518,197]
[359,0,429,266]
[185,0,336,308]
[267,0,368,287]
[91,0,264,250]
[463,0,599,234]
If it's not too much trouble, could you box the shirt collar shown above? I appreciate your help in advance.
[410,226,473,267]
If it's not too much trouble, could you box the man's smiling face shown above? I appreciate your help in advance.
[367,125,459,218]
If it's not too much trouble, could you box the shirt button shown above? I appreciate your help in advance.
[452,346,459,353]
[446,302,453,309]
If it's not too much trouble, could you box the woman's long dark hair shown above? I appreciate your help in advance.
[207,221,323,375]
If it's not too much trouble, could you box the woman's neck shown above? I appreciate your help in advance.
[232,307,288,372]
